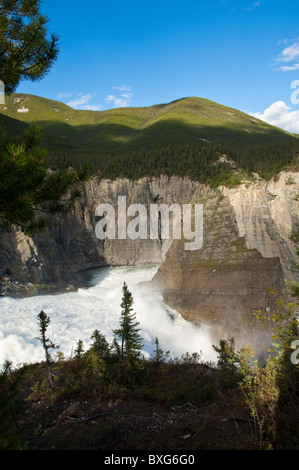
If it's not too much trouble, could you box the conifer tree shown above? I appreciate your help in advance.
[0,0,59,93]
[90,329,110,359]
[74,339,85,360]
[37,310,58,364]
[0,2,86,233]
[0,126,87,232]
[152,336,169,364]
[36,310,59,388]
[113,282,143,368]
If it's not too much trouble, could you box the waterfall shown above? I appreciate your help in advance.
[0,266,216,369]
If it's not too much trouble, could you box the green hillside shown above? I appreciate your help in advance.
[0,93,298,184]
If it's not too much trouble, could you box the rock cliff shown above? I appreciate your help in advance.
[0,173,298,353]
[152,172,299,353]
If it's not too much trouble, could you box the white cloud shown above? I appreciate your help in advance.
[249,101,299,134]
[219,1,263,12]
[279,42,299,62]
[121,92,134,99]
[57,92,73,99]
[63,93,102,111]
[274,40,299,71]
[107,96,132,107]
[105,94,116,103]
[58,87,134,111]
[67,93,95,108]
[104,86,134,108]
[247,1,263,11]
[112,85,133,92]
[279,63,299,72]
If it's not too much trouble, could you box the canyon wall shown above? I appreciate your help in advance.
[1,173,298,352]
[152,172,299,352]
[0,176,213,292]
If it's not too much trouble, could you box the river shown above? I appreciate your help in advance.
[0,265,217,369]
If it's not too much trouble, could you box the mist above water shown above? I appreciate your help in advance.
[0,265,217,369]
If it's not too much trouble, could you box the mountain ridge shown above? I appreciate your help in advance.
[1,93,296,139]
[0,93,298,182]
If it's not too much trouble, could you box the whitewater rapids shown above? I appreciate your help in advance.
[0,265,217,369]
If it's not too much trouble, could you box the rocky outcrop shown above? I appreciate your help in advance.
[1,173,298,354]
[0,176,205,293]
[223,171,299,280]
[151,171,299,354]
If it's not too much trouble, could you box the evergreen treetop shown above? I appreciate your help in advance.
[0,0,59,93]
[113,282,143,363]
[0,125,87,233]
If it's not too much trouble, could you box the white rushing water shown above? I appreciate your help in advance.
[0,265,217,369]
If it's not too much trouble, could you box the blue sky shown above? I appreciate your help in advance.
[17,0,299,133]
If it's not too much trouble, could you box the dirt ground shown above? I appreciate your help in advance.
[13,393,261,451]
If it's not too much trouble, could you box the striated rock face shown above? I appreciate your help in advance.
[0,176,209,292]
[152,195,281,355]
[151,171,299,353]
[0,172,298,354]
[223,172,299,280]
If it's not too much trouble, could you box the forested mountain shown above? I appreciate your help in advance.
[1,94,298,185]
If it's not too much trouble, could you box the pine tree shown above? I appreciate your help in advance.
[152,336,169,364]
[0,0,59,93]
[90,329,110,359]
[0,126,88,233]
[0,2,87,233]
[113,283,144,385]
[74,339,85,360]
[36,310,59,388]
